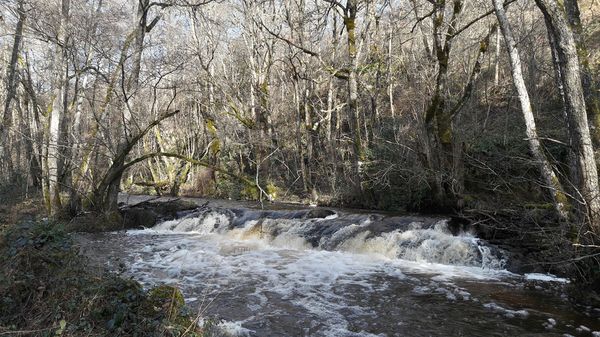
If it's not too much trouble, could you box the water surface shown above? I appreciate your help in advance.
[78,204,600,336]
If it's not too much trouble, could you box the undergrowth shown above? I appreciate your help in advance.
[0,209,208,337]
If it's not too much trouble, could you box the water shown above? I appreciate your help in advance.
[77,204,600,337]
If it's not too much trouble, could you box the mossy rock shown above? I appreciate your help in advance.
[305,209,336,219]
[66,212,124,233]
[147,285,185,316]
[121,208,158,229]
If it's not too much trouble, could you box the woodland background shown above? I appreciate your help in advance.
[1,0,600,284]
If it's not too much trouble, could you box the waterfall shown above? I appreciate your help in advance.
[143,207,506,269]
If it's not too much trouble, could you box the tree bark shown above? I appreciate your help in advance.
[101,0,155,212]
[494,0,568,221]
[535,0,600,233]
[344,0,365,192]
[423,0,462,207]
[562,0,600,145]
[94,110,180,212]
[1,0,26,177]
[45,0,71,215]
[387,22,395,117]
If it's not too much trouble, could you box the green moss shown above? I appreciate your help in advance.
[105,210,123,225]
[479,39,489,53]
[344,17,357,56]
[440,128,452,144]
[266,182,279,201]
[241,184,259,200]
[462,194,475,203]
[147,285,185,317]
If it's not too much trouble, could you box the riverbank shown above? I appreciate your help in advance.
[0,195,211,337]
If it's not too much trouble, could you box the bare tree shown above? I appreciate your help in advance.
[493,0,568,221]
[1,0,26,178]
[44,0,70,215]
[535,0,600,234]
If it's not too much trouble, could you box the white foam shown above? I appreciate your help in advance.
[124,233,410,335]
[543,318,557,329]
[124,229,518,335]
[325,224,505,269]
[139,212,510,281]
[322,213,339,220]
[483,302,529,318]
[576,325,591,333]
[141,211,507,272]
[108,209,589,337]
[196,318,254,337]
[215,320,254,337]
[525,273,570,283]
[153,211,231,233]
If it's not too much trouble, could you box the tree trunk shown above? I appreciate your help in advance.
[69,0,103,213]
[100,0,153,213]
[387,22,395,117]
[45,0,71,215]
[494,29,501,86]
[20,92,41,187]
[562,0,600,145]
[494,0,568,221]
[1,0,26,177]
[423,0,462,208]
[344,1,364,192]
[535,0,600,233]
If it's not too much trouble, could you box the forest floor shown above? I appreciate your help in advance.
[0,192,213,337]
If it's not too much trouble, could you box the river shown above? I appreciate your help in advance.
[76,197,600,336]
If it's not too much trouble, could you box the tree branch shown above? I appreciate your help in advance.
[257,20,320,57]
[450,0,517,38]
[124,152,256,186]
[449,25,497,120]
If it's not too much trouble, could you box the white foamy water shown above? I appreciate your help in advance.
[525,273,570,283]
[126,232,510,336]
[129,208,506,270]
[90,207,597,336]
[152,210,232,234]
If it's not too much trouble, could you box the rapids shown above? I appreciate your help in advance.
[77,199,600,337]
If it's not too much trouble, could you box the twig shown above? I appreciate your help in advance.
[573,244,600,248]
[0,327,56,335]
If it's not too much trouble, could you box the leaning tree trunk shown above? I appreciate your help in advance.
[535,0,600,233]
[93,109,179,211]
[100,0,150,212]
[493,0,568,221]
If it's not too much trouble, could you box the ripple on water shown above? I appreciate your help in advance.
[77,208,600,337]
